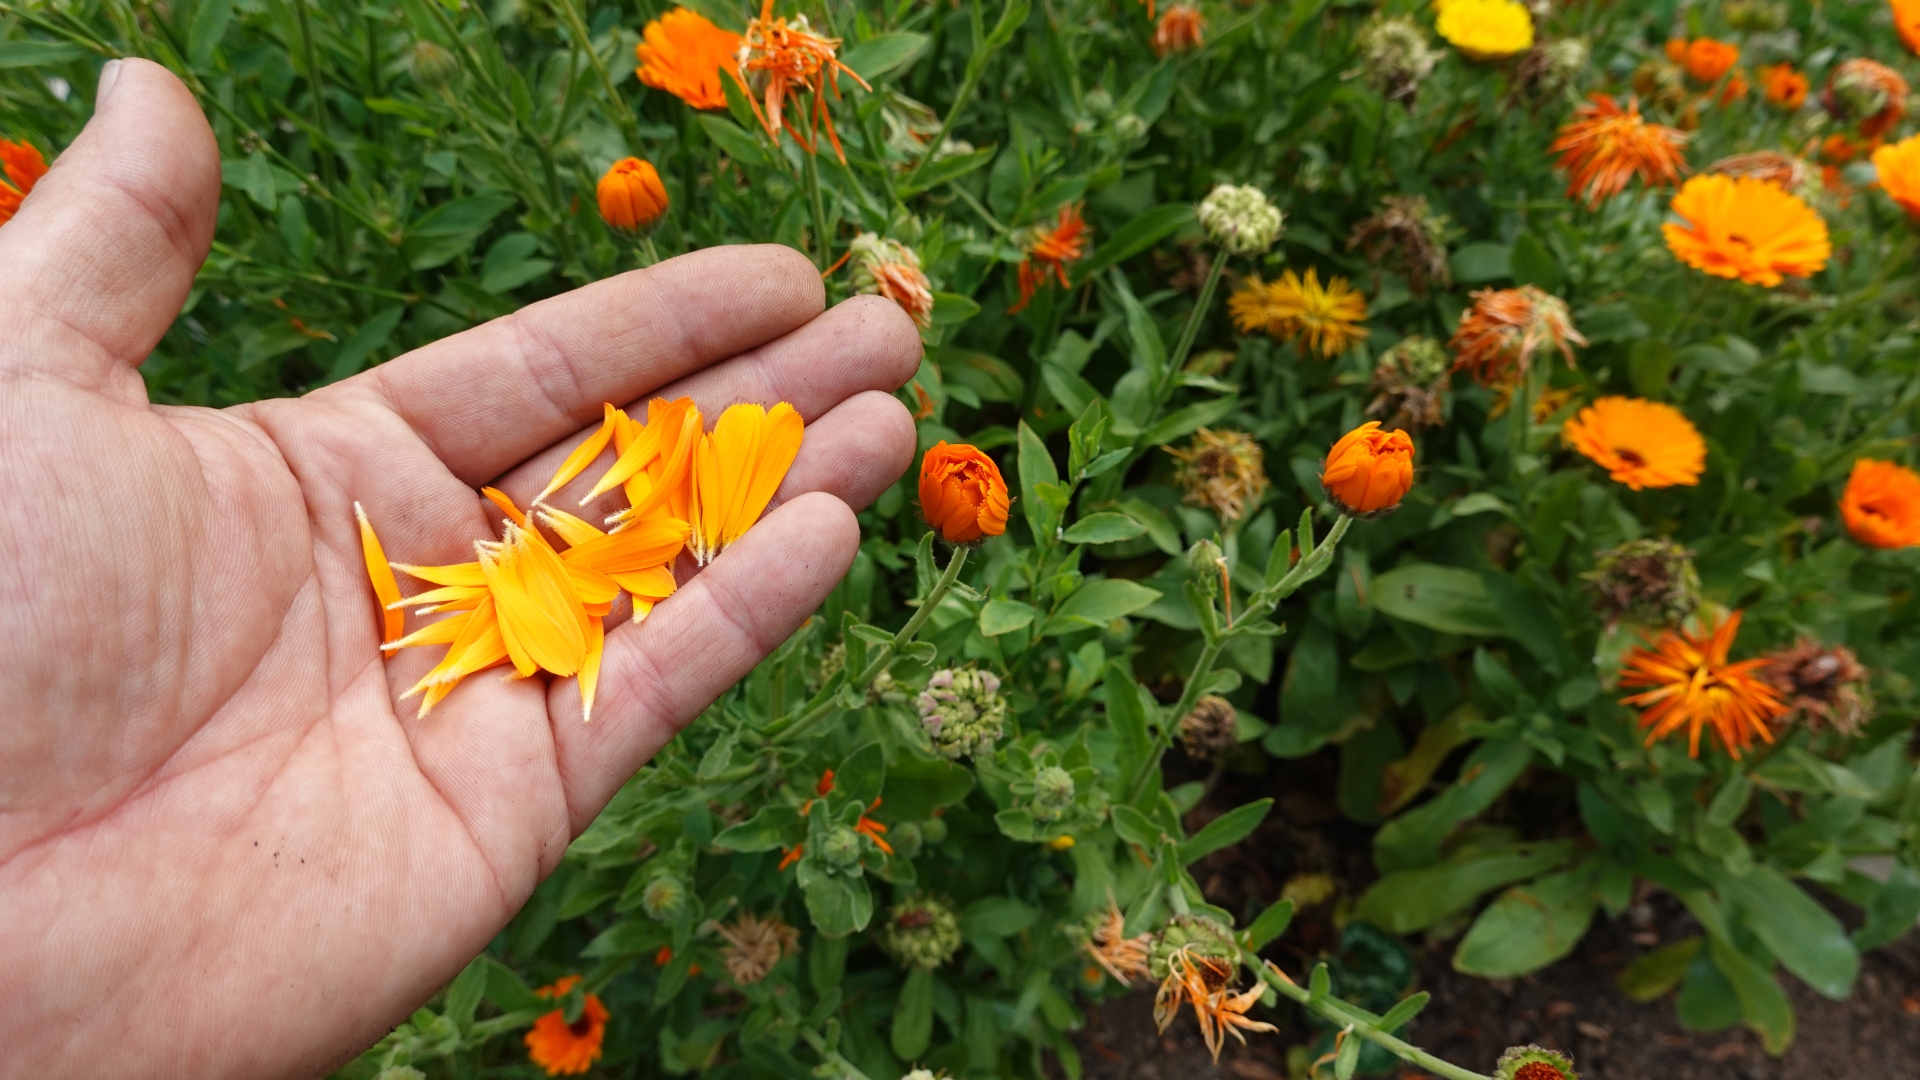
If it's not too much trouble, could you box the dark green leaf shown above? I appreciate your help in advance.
[842,31,929,81]
[1177,799,1271,863]
[1079,204,1195,277]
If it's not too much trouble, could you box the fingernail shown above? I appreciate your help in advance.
[96,59,123,107]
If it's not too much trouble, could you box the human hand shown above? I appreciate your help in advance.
[0,59,919,1079]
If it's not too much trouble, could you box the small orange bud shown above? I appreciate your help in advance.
[1321,421,1415,516]
[918,442,1011,544]
[597,157,668,234]
[1840,458,1920,549]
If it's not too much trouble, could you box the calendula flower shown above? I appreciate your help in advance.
[1010,203,1090,312]
[1710,150,1812,194]
[1561,396,1705,490]
[1549,94,1688,206]
[736,0,872,160]
[881,894,962,968]
[1083,899,1154,985]
[1583,538,1700,629]
[1872,135,1920,220]
[846,232,933,327]
[918,668,1007,759]
[1759,62,1808,109]
[1495,1045,1582,1080]
[1662,173,1830,287]
[1355,14,1442,104]
[597,157,668,234]
[1348,194,1454,295]
[525,976,609,1076]
[1762,639,1872,736]
[1620,610,1786,758]
[1322,421,1415,516]
[1826,59,1909,141]
[1366,336,1452,431]
[1676,38,1738,84]
[1195,183,1283,255]
[1448,286,1584,385]
[919,442,1010,544]
[1840,458,1920,549]
[1434,0,1534,60]
[1178,694,1240,759]
[1168,428,1269,523]
[636,7,743,110]
[686,402,803,564]
[1154,4,1205,55]
[0,136,49,227]
[1228,268,1369,358]
[1898,0,1920,56]
[1151,938,1277,1063]
[716,911,801,984]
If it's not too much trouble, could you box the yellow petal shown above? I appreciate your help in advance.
[391,561,487,588]
[537,403,619,503]
[579,615,605,723]
[385,611,471,651]
[482,486,528,527]
[388,584,487,610]
[610,564,678,602]
[688,402,805,563]
[355,502,406,654]
[562,517,691,575]
[538,506,607,548]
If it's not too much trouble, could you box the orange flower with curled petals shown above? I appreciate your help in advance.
[687,402,805,565]
[636,7,742,110]
[1549,95,1688,206]
[1827,58,1908,141]
[1679,38,1738,84]
[1873,134,1920,221]
[1321,422,1414,517]
[1154,4,1205,55]
[1840,458,1920,549]
[1561,396,1704,490]
[1663,174,1830,287]
[597,157,669,234]
[1447,285,1584,386]
[525,975,609,1076]
[736,0,872,162]
[1620,611,1786,758]
[919,442,1010,544]
[0,136,49,227]
[1760,63,1808,109]
[1897,0,1920,56]
[1010,204,1090,313]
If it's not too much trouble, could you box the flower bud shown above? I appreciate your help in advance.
[1185,538,1225,584]
[408,41,458,88]
[640,876,688,922]
[920,816,949,844]
[1321,422,1415,516]
[889,820,925,858]
[1839,458,1920,549]
[1029,765,1076,823]
[917,668,1007,759]
[919,442,1011,545]
[822,825,864,868]
[881,894,963,969]
[597,156,668,235]
[1195,183,1283,255]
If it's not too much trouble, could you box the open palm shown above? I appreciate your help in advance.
[0,59,919,1079]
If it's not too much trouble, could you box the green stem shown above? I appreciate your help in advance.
[899,0,990,187]
[639,235,661,266]
[551,0,646,151]
[1160,247,1228,395]
[1247,956,1492,1080]
[804,143,833,269]
[1125,634,1223,803]
[292,0,347,271]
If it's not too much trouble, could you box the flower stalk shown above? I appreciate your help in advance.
[1244,949,1493,1080]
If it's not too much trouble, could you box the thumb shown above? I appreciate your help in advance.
[0,59,218,392]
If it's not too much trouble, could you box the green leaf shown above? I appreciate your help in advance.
[1110,805,1163,847]
[1044,579,1161,633]
[1110,271,1167,381]
[1618,936,1701,1002]
[891,965,935,1060]
[1452,864,1599,978]
[803,873,874,937]
[0,39,91,68]
[1078,204,1195,277]
[1508,233,1563,293]
[1629,340,1677,399]
[445,956,488,1031]
[962,896,1040,937]
[1104,662,1154,787]
[1177,799,1271,863]
[899,145,997,196]
[221,152,277,210]
[836,743,887,806]
[930,292,981,326]
[1374,739,1534,872]
[979,598,1038,636]
[1357,840,1578,933]
[1450,241,1512,283]
[1371,564,1507,637]
[327,305,406,381]
[1717,865,1858,999]
[1017,421,1060,541]
[1242,898,1294,952]
[1063,512,1147,545]
[714,805,802,852]
[842,31,929,81]
[1854,863,1920,951]
[882,756,975,820]
[697,114,771,166]
[1141,395,1237,448]
[188,0,235,65]
[1708,935,1795,1053]
[1705,772,1753,827]
[483,957,544,1012]
[1375,991,1430,1033]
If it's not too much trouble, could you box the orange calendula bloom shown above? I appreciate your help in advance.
[1662,173,1830,287]
[525,975,609,1076]
[1620,611,1786,758]
[688,402,805,564]
[1228,268,1369,358]
[0,137,49,227]
[1840,458,1920,549]
[847,233,934,327]
[1759,62,1808,109]
[1826,58,1908,141]
[1010,204,1090,313]
[1549,94,1688,206]
[598,157,669,234]
[919,441,1011,544]
[1153,4,1205,55]
[1152,947,1277,1063]
[1873,134,1920,221]
[736,0,872,161]
[1678,38,1738,84]
[636,7,743,110]
[1898,0,1920,56]
[1321,422,1415,516]
[1561,396,1704,490]
[1447,285,1585,386]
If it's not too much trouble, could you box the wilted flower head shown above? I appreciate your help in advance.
[1584,538,1700,628]
[1348,194,1453,295]
[1195,184,1283,255]
[1227,269,1370,358]
[736,0,872,160]
[1010,204,1090,312]
[1549,94,1688,206]
[1762,640,1872,736]
[1366,336,1452,431]
[1322,422,1416,516]
[525,975,609,1076]
[919,442,1010,544]
[881,894,962,968]
[1710,150,1812,195]
[1434,0,1535,61]
[597,157,669,234]
[407,40,458,88]
[716,911,801,984]
[1872,135,1920,221]
[1150,918,1274,1063]
[635,7,742,110]
[847,233,933,327]
[1513,38,1589,99]
[1495,1045,1581,1080]
[1562,397,1705,490]
[1179,694,1241,759]
[1630,59,1689,113]
[917,667,1007,759]
[1168,428,1269,523]
[1759,62,1808,109]
[0,136,49,228]
[1662,174,1831,288]
[1448,286,1584,385]
[1826,58,1908,140]
[1154,4,1206,55]
[1355,14,1442,104]
[1082,899,1154,984]
[1840,458,1920,549]
[1620,610,1786,758]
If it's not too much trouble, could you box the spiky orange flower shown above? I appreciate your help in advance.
[636,7,743,110]
[1085,900,1154,985]
[597,157,669,234]
[1663,173,1830,287]
[0,136,48,227]
[1840,458,1920,549]
[525,975,609,1076]
[1619,610,1786,758]
[1678,38,1738,84]
[1898,0,1920,56]
[1010,204,1090,313]
[1549,94,1688,206]
[1826,58,1908,141]
[1759,62,1808,109]
[1152,947,1277,1063]
[1561,396,1704,490]
[1227,268,1369,358]
[1872,134,1920,220]
[1447,285,1585,385]
[736,0,872,161]
[1154,4,1205,55]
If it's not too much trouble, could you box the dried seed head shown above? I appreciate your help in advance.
[917,668,1007,759]
[1366,336,1452,431]
[716,911,801,985]
[1348,195,1454,295]
[1168,428,1269,523]
[1762,639,1872,735]
[1195,183,1284,255]
[1513,37,1589,99]
[1495,1045,1581,1080]
[1179,695,1241,760]
[882,894,962,969]
[1583,538,1700,628]
[1355,14,1442,104]
[1147,915,1238,979]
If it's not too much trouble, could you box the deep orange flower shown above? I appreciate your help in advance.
[1447,285,1585,386]
[687,402,805,564]
[1549,94,1688,206]
[0,137,48,227]
[1561,396,1704,490]
[1840,458,1920,549]
[1874,135,1920,220]
[1154,4,1205,55]
[919,441,1010,544]
[1827,58,1909,141]
[636,7,743,110]
[1679,38,1738,84]
[1759,62,1808,109]
[1620,611,1786,758]
[1321,422,1415,516]
[736,0,872,161]
[1663,173,1830,287]
[1717,68,1749,104]
[525,975,609,1076]
[597,157,668,234]
[1010,204,1090,312]
[1898,0,1920,56]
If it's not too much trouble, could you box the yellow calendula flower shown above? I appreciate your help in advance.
[1434,0,1534,60]
[1228,268,1369,358]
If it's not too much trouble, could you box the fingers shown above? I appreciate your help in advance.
[549,492,860,829]
[771,391,915,512]
[0,59,218,396]
[354,245,826,487]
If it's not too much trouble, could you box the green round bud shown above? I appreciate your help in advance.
[889,820,925,859]
[641,876,688,923]
[920,816,949,845]
[1030,766,1076,823]
[408,40,458,88]
[823,825,864,868]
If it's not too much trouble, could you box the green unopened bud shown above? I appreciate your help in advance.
[1195,184,1284,255]
[641,876,688,923]
[823,825,864,867]
[408,40,458,88]
[889,820,925,858]
[920,816,949,844]
[1186,538,1226,587]
[1030,766,1076,823]
[881,894,963,969]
